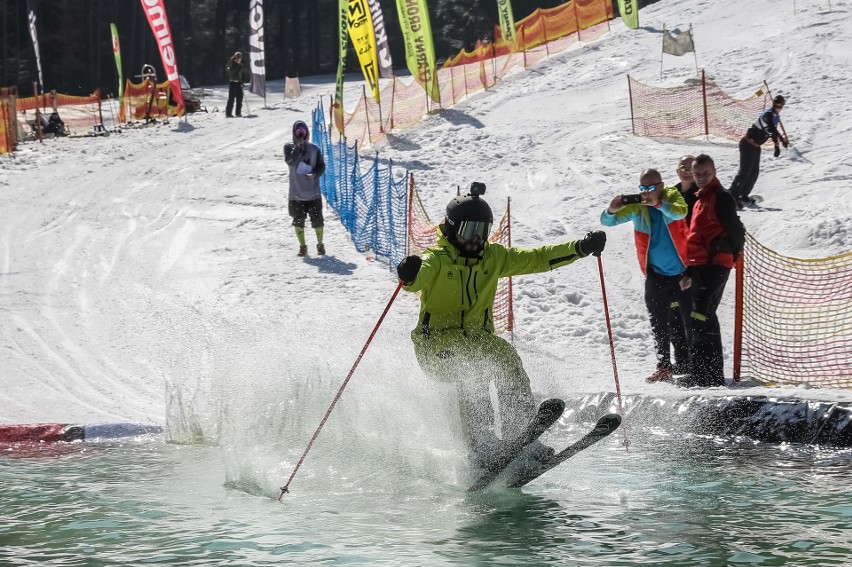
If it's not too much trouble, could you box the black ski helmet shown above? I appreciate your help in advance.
[773,94,786,106]
[444,182,493,233]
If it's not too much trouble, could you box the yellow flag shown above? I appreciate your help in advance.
[347,0,381,104]
[334,0,347,133]
[618,0,639,29]
[395,0,439,103]
[496,0,516,45]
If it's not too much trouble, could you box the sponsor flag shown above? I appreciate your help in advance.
[395,0,439,103]
[496,0,516,45]
[139,0,184,111]
[248,0,266,99]
[347,0,380,104]
[334,0,347,133]
[25,0,44,91]
[110,23,124,99]
[662,28,695,56]
[367,0,394,79]
[617,0,639,29]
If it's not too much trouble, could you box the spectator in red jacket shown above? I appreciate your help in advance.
[678,154,744,388]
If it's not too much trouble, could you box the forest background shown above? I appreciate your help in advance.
[0,0,658,98]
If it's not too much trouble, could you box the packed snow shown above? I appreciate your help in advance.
[1,0,851,433]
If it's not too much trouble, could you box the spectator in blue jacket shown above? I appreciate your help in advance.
[601,169,691,383]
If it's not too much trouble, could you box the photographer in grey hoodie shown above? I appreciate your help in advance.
[283,120,327,256]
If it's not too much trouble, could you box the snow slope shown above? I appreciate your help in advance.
[1,0,851,430]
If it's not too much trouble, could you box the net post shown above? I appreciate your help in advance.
[733,251,745,382]
[701,69,709,136]
[627,76,635,135]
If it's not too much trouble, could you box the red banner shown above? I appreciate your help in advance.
[140,0,184,110]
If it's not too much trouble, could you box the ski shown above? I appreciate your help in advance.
[506,413,622,488]
[467,398,565,492]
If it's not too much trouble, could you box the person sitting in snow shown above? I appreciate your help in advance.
[284,120,326,257]
[730,94,788,210]
[396,182,607,468]
[600,168,691,383]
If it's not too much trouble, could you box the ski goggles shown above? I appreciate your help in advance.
[294,124,309,137]
[638,184,658,192]
[456,220,492,243]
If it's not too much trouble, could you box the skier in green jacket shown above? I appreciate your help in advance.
[396,183,607,467]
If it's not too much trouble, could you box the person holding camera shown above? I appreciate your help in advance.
[396,183,606,469]
[730,94,788,209]
[600,168,691,383]
[225,51,250,118]
[677,154,744,388]
[284,120,326,256]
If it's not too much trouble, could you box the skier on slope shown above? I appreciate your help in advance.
[396,183,607,468]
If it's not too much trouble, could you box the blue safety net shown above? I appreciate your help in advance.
[312,104,409,269]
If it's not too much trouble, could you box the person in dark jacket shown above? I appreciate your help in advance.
[284,120,327,256]
[397,183,607,468]
[678,154,744,388]
[225,51,250,118]
[730,95,788,209]
[601,168,691,383]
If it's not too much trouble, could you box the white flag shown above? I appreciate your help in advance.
[662,29,695,56]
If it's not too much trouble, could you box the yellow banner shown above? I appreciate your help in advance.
[347,0,380,104]
[334,0,347,133]
[618,0,639,29]
[496,0,516,45]
[395,0,439,103]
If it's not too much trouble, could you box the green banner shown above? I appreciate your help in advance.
[496,0,516,44]
[110,23,124,98]
[395,0,439,103]
[334,0,347,133]
[617,0,639,29]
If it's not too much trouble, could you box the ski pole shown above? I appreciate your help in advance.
[278,281,404,501]
[596,256,624,416]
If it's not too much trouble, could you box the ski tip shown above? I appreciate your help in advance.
[540,398,566,415]
[597,413,622,431]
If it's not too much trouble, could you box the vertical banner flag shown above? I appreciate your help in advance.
[496,0,516,45]
[347,0,380,104]
[110,23,124,99]
[140,0,184,111]
[395,0,439,103]
[618,0,639,29]
[248,0,266,99]
[367,0,394,79]
[25,0,45,91]
[662,28,695,56]
[334,0,348,133]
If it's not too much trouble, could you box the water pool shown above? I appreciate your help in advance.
[2,423,851,566]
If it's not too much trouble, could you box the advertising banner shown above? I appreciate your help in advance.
[248,0,266,99]
[139,0,184,110]
[395,0,439,102]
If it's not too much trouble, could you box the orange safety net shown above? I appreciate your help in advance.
[16,90,102,135]
[330,0,613,150]
[735,232,852,388]
[629,72,770,141]
[0,99,14,153]
[408,180,514,334]
[444,0,612,68]
[118,79,181,123]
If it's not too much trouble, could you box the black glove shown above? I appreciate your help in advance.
[774,146,781,158]
[397,255,422,284]
[579,231,606,257]
[782,139,789,149]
